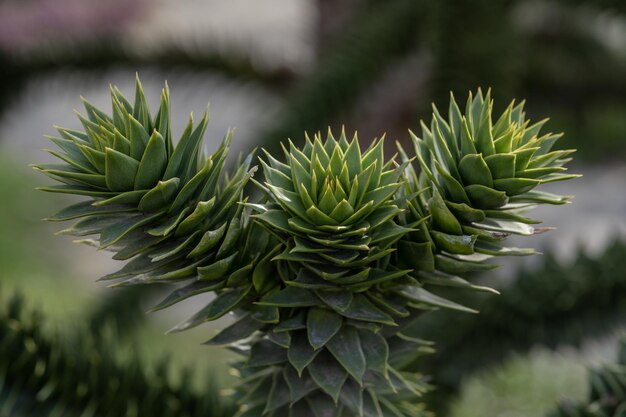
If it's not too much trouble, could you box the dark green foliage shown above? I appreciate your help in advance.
[253,129,412,294]
[0,288,236,417]
[248,0,626,163]
[230,337,433,417]
[405,240,626,413]
[430,0,523,105]
[34,77,271,335]
[2,0,623,413]
[242,129,434,416]
[34,81,579,416]
[426,0,626,162]
[397,89,577,299]
[549,337,626,417]
[233,86,577,414]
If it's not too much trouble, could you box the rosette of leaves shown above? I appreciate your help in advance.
[233,130,438,417]
[396,89,579,288]
[33,76,267,332]
[252,129,414,290]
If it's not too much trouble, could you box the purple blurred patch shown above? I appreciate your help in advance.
[0,0,150,52]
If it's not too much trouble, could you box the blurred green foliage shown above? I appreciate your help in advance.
[0,288,237,417]
[408,240,626,414]
[549,336,626,417]
[256,0,626,161]
[452,349,588,417]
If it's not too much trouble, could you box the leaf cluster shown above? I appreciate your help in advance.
[35,79,577,416]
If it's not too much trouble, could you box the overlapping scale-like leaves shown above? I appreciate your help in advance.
[230,337,433,417]
[238,130,437,417]
[34,77,269,332]
[253,129,413,291]
[396,89,579,291]
[35,82,579,417]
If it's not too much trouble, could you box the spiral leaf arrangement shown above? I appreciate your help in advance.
[396,89,579,292]
[33,77,273,336]
[240,131,432,416]
[35,78,577,417]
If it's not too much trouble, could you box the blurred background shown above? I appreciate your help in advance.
[0,0,624,416]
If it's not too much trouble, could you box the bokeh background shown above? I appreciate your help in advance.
[0,0,625,416]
